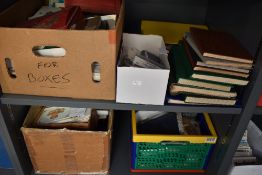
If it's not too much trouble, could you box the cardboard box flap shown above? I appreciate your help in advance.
[115,2,124,56]
[22,106,44,128]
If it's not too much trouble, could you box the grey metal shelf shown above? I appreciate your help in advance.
[255,107,262,115]
[0,94,242,114]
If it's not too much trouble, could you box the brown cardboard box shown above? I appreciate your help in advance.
[21,106,113,174]
[0,0,124,100]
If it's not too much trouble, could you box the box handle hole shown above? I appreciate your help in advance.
[32,46,66,57]
[5,58,17,79]
[91,62,101,82]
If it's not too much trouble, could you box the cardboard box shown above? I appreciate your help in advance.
[0,0,124,100]
[21,106,113,174]
[116,33,170,105]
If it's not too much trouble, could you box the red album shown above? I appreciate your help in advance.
[19,6,83,29]
[65,0,121,14]
[258,95,262,107]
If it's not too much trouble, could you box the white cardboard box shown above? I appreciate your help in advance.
[116,33,170,105]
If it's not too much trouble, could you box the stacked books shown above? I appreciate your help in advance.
[168,28,253,106]
[233,130,256,165]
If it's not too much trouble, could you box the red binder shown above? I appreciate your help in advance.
[65,0,121,14]
[258,95,262,107]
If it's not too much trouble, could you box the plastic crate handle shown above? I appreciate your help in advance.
[160,141,190,145]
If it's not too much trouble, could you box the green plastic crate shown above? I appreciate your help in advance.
[133,142,212,170]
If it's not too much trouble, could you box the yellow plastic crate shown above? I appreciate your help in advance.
[141,20,208,44]
[132,111,217,144]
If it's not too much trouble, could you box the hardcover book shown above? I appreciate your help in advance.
[184,32,252,69]
[167,94,236,106]
[170,84,237,98]
[183,39,251,79]
[190,27,254,64]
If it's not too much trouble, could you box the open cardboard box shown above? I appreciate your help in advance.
[0,0,124,100]
[21,106,113,174]
[116,33,170,105]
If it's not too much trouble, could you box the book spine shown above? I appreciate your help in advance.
[170,84,237,98]
[178,79,231,92]
[205,60,252,69]
[185,96,236,105]
[194,66,249,78]
[197,62,249,73]
[204,53,253,64]
[192,74,248,86]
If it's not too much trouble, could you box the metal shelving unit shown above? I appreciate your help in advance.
[0,0,262,175]
[0,105,32,175]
